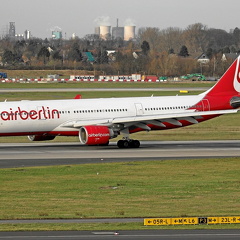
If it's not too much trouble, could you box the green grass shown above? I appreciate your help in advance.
[0,90,201,102]
[0,81,214,89]
[1,158,240,220]
[1,223,240,231]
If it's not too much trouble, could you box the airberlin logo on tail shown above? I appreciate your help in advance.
[0,106,60,121]
[233,57,240,92]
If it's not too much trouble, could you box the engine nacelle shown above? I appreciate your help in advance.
[28,135,56,141]
[79,126,113,145]
[230,96,240,108]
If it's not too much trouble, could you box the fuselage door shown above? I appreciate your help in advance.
[201,99,210,111]
[135,103,144,116]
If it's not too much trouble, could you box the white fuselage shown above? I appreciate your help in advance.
[0,94,203,136]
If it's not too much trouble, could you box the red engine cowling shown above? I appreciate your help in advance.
[79,126,112,145]
[28,135,56,141]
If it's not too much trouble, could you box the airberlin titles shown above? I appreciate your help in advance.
[0,106,60,121]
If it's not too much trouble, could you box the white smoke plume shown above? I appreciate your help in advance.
[124,18,136,26]
[94,16,111,26]
[50,26,62,32]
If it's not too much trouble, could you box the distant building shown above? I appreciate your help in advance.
[197,53,210,64]
[222,53,240,61]
[24,30,31,40]
[124,26,135,41]
[71,33,76,39]
[95,27,100,35]
[95,19,136,40]
[106,50,116,61]
[15,34,24,40]
[83,52,95,63]
[9,22,15,40]
[112,27,124,39]
[96,26,111,40]
[52,31,62,39]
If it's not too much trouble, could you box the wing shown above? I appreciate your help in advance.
[60,109,238,131]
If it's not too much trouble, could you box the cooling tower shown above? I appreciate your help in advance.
[124,25,135,41]
[99,26,111,40]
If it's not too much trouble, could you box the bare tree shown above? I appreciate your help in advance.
[159,27,183,53]
[182,23,209,53]
[138,27,161,53]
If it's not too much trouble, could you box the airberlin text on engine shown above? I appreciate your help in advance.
[0,106,60,121]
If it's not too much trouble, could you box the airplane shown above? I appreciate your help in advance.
[1,56,240,148]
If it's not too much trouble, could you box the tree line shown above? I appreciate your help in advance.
[1,23,240,77]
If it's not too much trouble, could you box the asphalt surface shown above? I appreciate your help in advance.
[0,140,240,168]
[0,230,240,240]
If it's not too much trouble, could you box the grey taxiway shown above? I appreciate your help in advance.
[0,230,240,240]
[0,140,240,168]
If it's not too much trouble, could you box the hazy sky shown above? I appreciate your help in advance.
[1,0,240,39]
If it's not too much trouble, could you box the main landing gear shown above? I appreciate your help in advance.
[117,139,140,148]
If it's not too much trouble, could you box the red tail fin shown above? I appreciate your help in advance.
[203,56,240,110]
[206,56,240,97]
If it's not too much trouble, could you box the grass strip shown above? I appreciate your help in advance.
[0,90,201,101]
[1,223,240,231]
[1,158,240,220]
[0,81,214,89]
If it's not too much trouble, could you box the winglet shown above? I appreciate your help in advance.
[74,94,82,99]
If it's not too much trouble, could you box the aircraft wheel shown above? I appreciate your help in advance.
[117,140,124,148]
[132,140,140,148]
[129,140,140,148]
[117,139,140,148]
[117,139,129,148]
[122,140,129,148]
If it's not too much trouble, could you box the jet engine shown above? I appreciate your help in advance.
[79,126,114,145]
[230,96,240,108]
[28,135,56,141]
